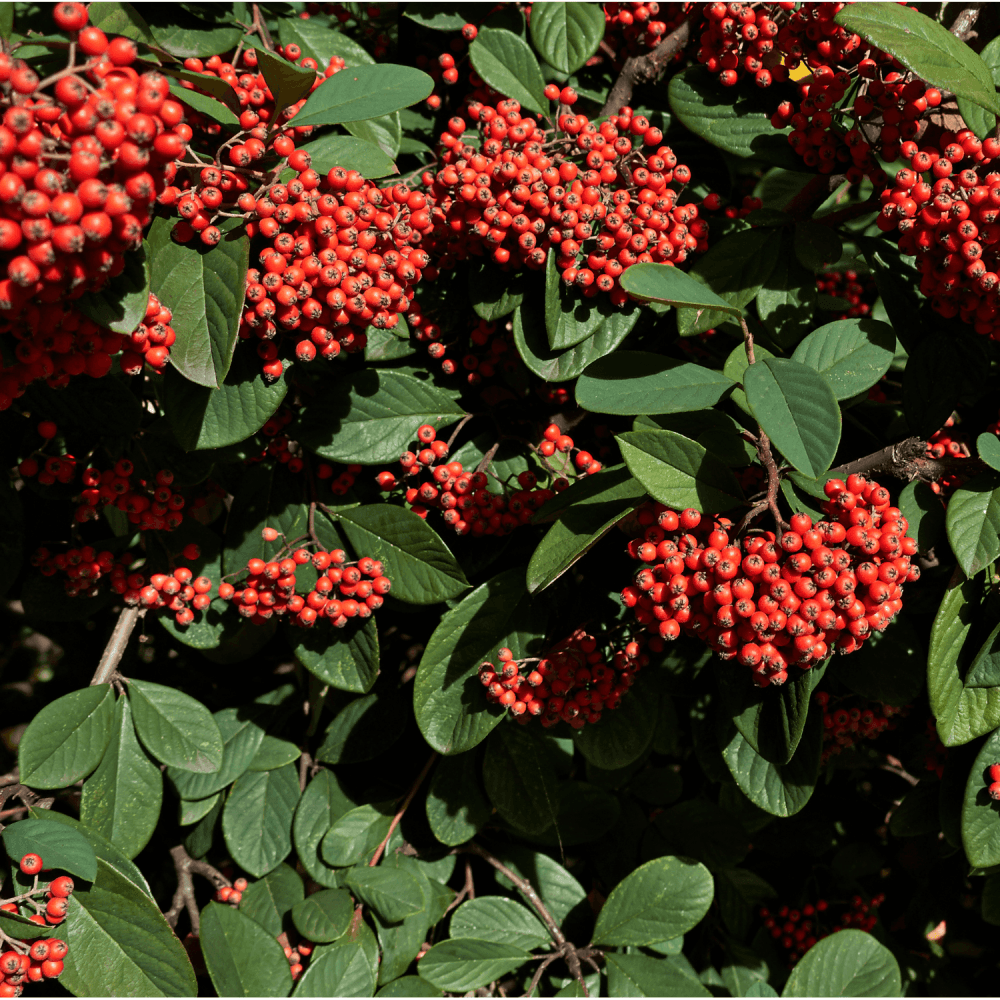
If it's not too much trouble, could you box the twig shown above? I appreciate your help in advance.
[880,754,920,787]
[0,770,19,788]
[949,4,982,40]
[757,432,787,536]
[523,953,560,998]
[91,606,143,686]
[368,752,438,867]
[461,842,590,997]
[443,858,477,918]
[600,8,699,117]
[298,751,312,793]
[739,314,755,366]
[830,436,982,483]
[446,413,476,450]
[163,844,231,935]
[250,4,275,50]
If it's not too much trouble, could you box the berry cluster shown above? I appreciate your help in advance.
[0,2,189,409]
[32,544,136,599]
[986,762,1000,801]
[129,563,213,628]
[760,893,884,965]
[601,2,687,65]
[425,96,705,302]
[816,268,877,320]
[19,456,187,531]
[0,854,71,996]
[815,690,905,765]
[925,420,971,496]
[408,306,519,386]
[621,476,918,687]
[479,629,657,729]
[119,292,174,374]
[215,876,247,907]
[217,529,390,628]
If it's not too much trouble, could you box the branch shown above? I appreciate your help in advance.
[91,606,142,686]
[949,4,982,40]
[250,4,274,50]
[368,752,437,867]
[164,845,231,935]
[830,436,983,483]
[523,953,560,998]
[600,8,699,117]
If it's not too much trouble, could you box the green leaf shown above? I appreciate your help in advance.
[744,358,841,478]
[127,678,223,773]
[344,111,402,159]
[161,350,288,451]
[293,64,433,127]
[166,705,268,799]
[450,897,550,950]
[790,319,895,400]
[793,223,843,272]
[513,293,637,381]
[967,620,1000,689]
[279,16,376,68]
[1,819,96,882]
[296,132,396,178]
[576,351,735,416]
[719,706,821,818]
[149,13,242,57]
[377,977,443,998]
[618,261,741,317]
[676,229,783,336]
[316,687,407,764]
[469,27,547,114]
[897,480,945,554]
[222,763,300,878]
[294,768,356,888]
[168,81,241,126]
[147,215,249,388]
[529,2,604,74]
[781,928,901,996]
[493,847,585,925]
[61,860,197,997]
[483,724,559,835]
[831,615,925,704]
[88,2,159,46]
[76,242,151,334]
[545,250,641,350]
[720,663,822,765]
[344,866,425,923]
[946,473,1000,578]
[426,751,491,846]
[928,574,1000,746]
[616,428,744,513]
[291,616,380,694]
[668,67,798,167]
[418,938,531,992]
[372,859,439,984]
[18,685,115,789]
[79,697,162,859]
[299,369,464,465]
[593,855,714,946]
[414,568,547,754]
[526,466,647,593]
[574,670,659,769]
[961,727,1000,867]
[468,261,525,321]
[834,3,1000,117]
[255,46,316,121]
[200,901,293,997]
[605,953,712,997]
[240,863,304,937]
[322,802,393,867]
[292,888,354,943]
[0,4,10,41]
[335,504,469,605]
[0,908,47,941]
[755,237,816,349]
[294,929,378,997]
[978,433,1000,473]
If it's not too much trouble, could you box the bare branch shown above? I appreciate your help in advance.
[830,436,982,483]
[91,606,143,687]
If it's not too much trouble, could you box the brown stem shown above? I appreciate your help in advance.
[446,413,476,450]
[949,4,982,40]
[251,4,275,50]
[757,432,788,536]
[738,314,755,366]
[523,953,561,998]
[880,754,920,787]
[830,436,982,483]
[443,858,476,919]
[298,751,312,793]
[164,845,231,935]
[0,770,19,788]
[600,8,699,117]
[476,441,501,475]
[91,606,143,686]
[368,752,438,867]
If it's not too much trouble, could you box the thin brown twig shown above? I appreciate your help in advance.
[738,314,755,366]
[446,413,477,450]
[523,953,561,998]
[91,606,143,687]
[757,432,788,536]
[368,752,438,867]
[600,8,699,117]
[443,858,476,918]
[163,844,231,935]
[250,4,275,50]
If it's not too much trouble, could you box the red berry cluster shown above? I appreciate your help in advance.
[814,690,905,765]
[131,564,213,628]
[816,268,877,320]
[601,2,688,65]
[408,305,519,386]
[760,893,884,965]
[215,876,247,907]
[425,96,705,302]
[621,475,919,687]
[217,530,390,628]
[0,2,190,409]
[375,422,596,537]
[698,0,792,89]
[986,762,1000,801]
[119,292,174,374]
[879,130,1000,339]
[0,854,72,996]
[479,629,657,729]
[925,420,972,496]
[19,456,187,531]
[32,544,136,599]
